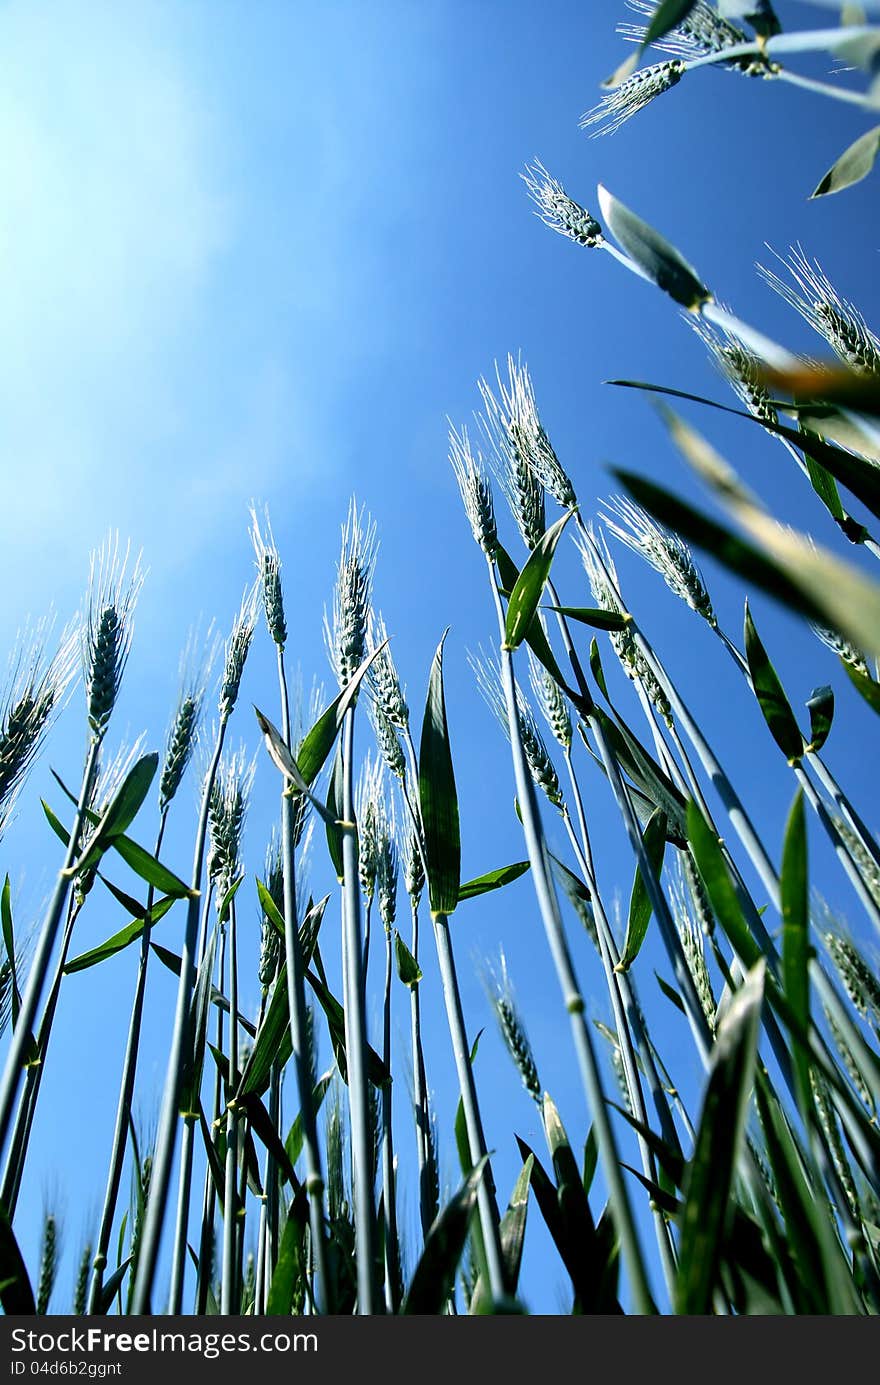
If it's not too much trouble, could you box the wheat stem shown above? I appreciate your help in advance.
[131,715,228,1313]
[88,811,168,1313]
[277,648,330,1311]
[339,709,379,1312]
[486,556,656,1313]
[0,737,101,1168]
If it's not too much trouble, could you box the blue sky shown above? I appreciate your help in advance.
[1,0,879,1314]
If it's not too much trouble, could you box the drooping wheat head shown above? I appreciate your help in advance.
[603,495,716,625]
[521,160,604,250]
[759,246,880,376]
[690,317,781,430]
[0,618,78,837]
[581,60,685,137]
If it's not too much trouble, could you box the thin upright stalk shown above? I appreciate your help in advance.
[487,559,656,1313]
[400,733,435,1238]
[1,896,85,1217]
[431,911,507,1302]
[381,925,400,1311]
[88,812,168,1313]
[264,1059,282,1306]
[407,899,432,1239]
[807,754,880,876]
[562,751,681,1160]
[0,737,101,1165]
[715,624,880,899]
[167,1116,196,1312]
[277,648,329,1312]
[561,779,678,1293]
[576,518,782,942]
[339,708,378,1313]
[397,741,505,1288]
[252,988,269,1316]
[220,899,240,1314]
[131,716,229,1314]
[794,767,880,934]
[544,573,712,1060]
[167,884,215,1314]
[195,907,226,1315]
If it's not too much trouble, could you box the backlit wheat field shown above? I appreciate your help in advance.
[2,0,880,1316]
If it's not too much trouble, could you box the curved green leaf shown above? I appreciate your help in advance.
[617,807,668,972]
[110,834,193,898]
[401,1157,488,1314]
[419,633,460,916]
[305,968,391,1089]
[615,465,880,659]
[503,512,573,651]
[686,801,762,971]
[806,685,834,751]
[543,604,629,632]
[594,708,688,845]
[843,659,880,714]
[266,1207,306,1315]
[514,1135,622,1313]
[471,1154,534,1312]
[744,602,804,763]
[597,185,711,310]
[457,861,529,901]
[98,1256,133,1315]
[323,743,345,880]
[179,927,218,1116]
[496,543,571,692]
[297,639,390,786]
[1,876,24,1033]
[675,962,765,1314]
[589,637,609,699]
[393,931,422,988]
[611,377,880,524]
[812,123,880,197]
[284,1073,333,1170]
[64,895,176,974]
[73,753,159,876]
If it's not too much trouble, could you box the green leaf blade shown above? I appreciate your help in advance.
[503,512,573,651]
[744,603,805,763]
[812,123,880,198]
[618,807,667,972]
[419,633,461,916]
[597,185,711,310]
[457,861,530,902]
[675,962,765,1314]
